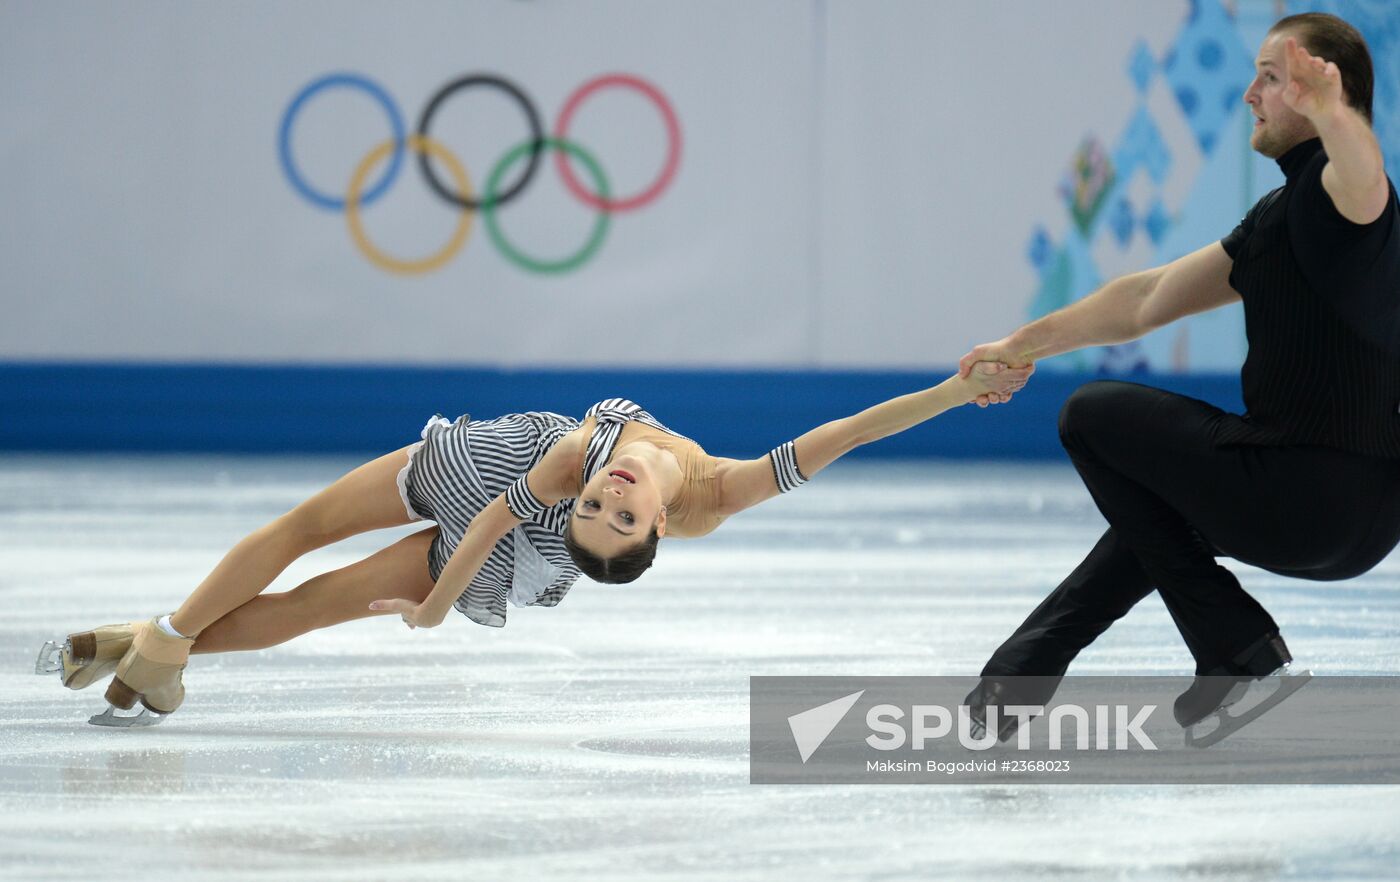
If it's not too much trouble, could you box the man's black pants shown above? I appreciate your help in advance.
[983,381,1400,678]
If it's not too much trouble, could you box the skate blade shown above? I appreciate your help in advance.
[1185,670,1313,749]
[968,715,1020,743]
[35,641,64,676]
[88,705,167,728]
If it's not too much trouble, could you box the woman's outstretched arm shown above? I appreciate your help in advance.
[717,364,1031,516]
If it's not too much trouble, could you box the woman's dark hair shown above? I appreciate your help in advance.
[1269,13,1374,123]
[563,521,661,584]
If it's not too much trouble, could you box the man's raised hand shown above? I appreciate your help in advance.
[1281,35,1345,121]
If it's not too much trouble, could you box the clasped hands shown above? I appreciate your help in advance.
[959,337,1034,408]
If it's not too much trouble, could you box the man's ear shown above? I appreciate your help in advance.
[655,505,667,539]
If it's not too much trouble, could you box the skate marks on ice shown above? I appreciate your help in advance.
[1,456,1400,879]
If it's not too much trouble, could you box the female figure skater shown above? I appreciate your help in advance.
[38,363,1029,726]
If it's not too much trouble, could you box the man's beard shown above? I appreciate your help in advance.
[1251,118,1314,159]
[1252,126,1287,158]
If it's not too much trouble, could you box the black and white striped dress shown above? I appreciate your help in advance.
[399,398,809,628]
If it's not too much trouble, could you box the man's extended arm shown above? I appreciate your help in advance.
[958,242,1239,377]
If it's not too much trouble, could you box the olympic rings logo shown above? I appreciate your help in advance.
[277,72,681,275]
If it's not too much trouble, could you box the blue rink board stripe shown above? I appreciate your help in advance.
[0,362,1245,459]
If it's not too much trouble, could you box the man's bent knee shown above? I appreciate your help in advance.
[1058,380,1135,446]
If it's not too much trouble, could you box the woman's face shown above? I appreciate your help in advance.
[570,453,666,556]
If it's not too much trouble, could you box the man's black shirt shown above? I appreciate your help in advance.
[1217,137,1400,458]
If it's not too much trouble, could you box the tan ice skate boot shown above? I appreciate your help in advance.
[92,618,195,728]
[34,622,141,690]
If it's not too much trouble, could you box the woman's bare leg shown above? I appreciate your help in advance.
[169,447,420,637]
[191,527,438,654]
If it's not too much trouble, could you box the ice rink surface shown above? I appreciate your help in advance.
[2,454,1398,881]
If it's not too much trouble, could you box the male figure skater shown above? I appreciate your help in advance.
[960,13,1400,742]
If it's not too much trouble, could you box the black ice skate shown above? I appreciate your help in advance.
[963,676,1062,743]
[1175,634,1312,749]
